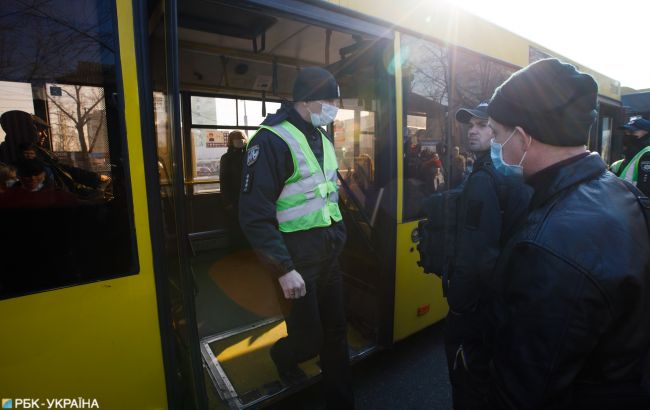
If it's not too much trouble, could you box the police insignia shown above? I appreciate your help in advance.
[247,145,260,166]
[641,161,650,173]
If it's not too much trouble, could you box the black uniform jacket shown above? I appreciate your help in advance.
[490,153,650,409]
[447,151,532,314]
[239,104,346,276]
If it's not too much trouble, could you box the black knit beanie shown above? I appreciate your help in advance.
[488,58,598,147]
[292,67,340,102]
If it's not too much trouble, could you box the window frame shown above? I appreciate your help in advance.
[0,0,140,300]
[181,92,283,195]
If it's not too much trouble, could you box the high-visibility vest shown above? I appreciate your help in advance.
[251,120,342,233]
[611,146,650,185]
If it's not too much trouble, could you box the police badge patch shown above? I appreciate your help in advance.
[641,161,650,173]
[247,145,260,166]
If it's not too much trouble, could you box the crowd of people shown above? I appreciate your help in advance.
[237,60,650,410]
[0,110,110,208]
[2,58,649,409]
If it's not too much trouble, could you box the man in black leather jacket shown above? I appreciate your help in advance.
[486,58,650,409]
[445,102,531,410]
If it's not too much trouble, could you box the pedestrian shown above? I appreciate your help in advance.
[239,67,354,409]
[486,58,650,409]
[444,101,531,410]
[219,130,247,247]
[610,118,650,195]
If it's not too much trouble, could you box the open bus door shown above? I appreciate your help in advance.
[136,0,209,408]
[160,1,397,408]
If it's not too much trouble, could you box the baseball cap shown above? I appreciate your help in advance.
[455,101,489,124]
[618,118,650,132]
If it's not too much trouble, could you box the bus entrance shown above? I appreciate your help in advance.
[151,2,396,408]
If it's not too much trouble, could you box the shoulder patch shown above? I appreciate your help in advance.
[247,145,260,166]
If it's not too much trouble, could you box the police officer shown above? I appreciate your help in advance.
[445,102,531,410]
[611,118,650,196]
[239,67,353,409]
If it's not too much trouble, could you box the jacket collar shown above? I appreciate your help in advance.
[527,152,606,210]
[474,150,491,169]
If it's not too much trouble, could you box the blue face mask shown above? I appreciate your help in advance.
[307,102,339,127]
[490,128,527,178]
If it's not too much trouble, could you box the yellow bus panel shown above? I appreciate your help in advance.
[0,1,168,409]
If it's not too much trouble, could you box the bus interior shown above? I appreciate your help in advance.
[150,2,396,407]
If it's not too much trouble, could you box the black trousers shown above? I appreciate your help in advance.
[444,310,491,410]
[273,258,355,410]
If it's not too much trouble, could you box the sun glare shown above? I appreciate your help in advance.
[441,0,650,89]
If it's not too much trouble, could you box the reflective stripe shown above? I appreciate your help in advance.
[261,123,312,179]
[278,174,325,198]
[620,146,650,184]
[256,120,341,232]
[277,196,327,223]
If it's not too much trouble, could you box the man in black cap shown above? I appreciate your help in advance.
[486,58,650,409]
[611,118,650,196]
[239,67,353,409]
[444,102,531,410]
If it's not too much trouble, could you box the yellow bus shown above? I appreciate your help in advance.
[0,1,625,409]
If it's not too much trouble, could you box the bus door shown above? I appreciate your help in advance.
[171,1,396,408]
[395,35,520,340]
[143,0,209,408]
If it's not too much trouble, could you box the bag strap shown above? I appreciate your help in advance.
[477,164,508,212]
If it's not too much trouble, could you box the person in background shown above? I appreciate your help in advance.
[0,163,17,194]
[219,130,247,247]
[486,58,650,409]
[450,145,467,188]
[0,159,78,208]
[610,118,650,196]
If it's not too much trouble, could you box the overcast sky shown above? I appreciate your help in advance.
[448,0,649,90]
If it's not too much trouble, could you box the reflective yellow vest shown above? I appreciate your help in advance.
[251,120,342,233]
[610,146,650,185]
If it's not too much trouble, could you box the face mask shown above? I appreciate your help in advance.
[5,179,17,188]
[30,181,44,192]
[490,129,527,178]
[307,102,338,127]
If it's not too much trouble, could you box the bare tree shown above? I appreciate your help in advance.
[47,84,105,153]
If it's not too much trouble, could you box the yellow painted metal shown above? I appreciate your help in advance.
[393,221,448,342]
[0,1,168,409]
[394,33,404,225]
[391,31,448,341]
[338,0,621,101]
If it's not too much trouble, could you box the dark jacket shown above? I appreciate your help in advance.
[447,151,532,313]
[219,147,245,210]
[238,104,346,276]
[490,153,650,409]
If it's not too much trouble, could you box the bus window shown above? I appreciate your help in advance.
[0,0,137,299]
[401,34,450,221]
[334,106,376,216]
[187,95,280,194]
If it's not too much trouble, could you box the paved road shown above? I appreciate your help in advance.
[267,322,452,410]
